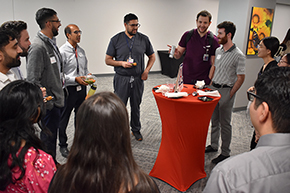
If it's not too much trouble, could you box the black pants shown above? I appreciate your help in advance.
[59,85,86,148]
[114,74,144,132]
[41,106,62,159]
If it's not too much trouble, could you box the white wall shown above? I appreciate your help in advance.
[0,0,219,77]
[1,0,290,108]
[216,0,286,109]
[272,3,290,42]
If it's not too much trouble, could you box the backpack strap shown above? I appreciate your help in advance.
[207,31,214,48]
[183,30,214,56]
[185,29,194,47]
[183,29,194,56]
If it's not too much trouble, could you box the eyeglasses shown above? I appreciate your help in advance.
[127,23,141,27]
[247,90,264,102]
[279,59,289,64]
[49,20,61,23]
[73,30,82,34]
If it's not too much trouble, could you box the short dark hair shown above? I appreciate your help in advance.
[64,25,72,39]
[217,21,236,40]
[0,29,16,52]
[196,10,212,22]
[262,36,280,58]
[124,13,138,23]
[0,21,27,40]
[254,67,290,133]
[35,7,57,29]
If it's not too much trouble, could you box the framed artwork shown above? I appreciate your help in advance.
[246,7,274,56]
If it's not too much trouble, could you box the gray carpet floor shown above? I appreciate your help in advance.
[55,72,253,193]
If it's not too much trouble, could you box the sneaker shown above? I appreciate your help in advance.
[132,131,143,141]
[205,145,218,153]
[60,147,69,158]
[212,154,230,164]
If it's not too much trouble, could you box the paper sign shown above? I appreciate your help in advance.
[174,63,183,92]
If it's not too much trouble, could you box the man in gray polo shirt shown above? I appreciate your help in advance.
[205,21,245,164]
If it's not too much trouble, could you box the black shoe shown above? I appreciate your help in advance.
[132,131,143,141]
[60,147,69,158]
[205,145,218,153]
[212,154,230,164]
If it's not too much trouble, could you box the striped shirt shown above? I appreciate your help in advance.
[212,44,245,86]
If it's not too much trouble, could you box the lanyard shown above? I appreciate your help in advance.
[125,33,135,58]
[74,47,80,75]
[17,67,23,80]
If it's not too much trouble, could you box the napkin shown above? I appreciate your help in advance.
[165,92,188,98]
[155,85,170,93]
[197,90,220,97]
[195,80,205,89]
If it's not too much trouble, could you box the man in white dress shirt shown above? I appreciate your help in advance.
[58,24,90,157]
[0,29,22,90]
[1,20,31,80]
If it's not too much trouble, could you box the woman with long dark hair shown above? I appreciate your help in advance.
[248,36,283,149]
[49,92,160,193]
[0,80,56,192]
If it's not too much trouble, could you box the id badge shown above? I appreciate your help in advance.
[76,85,82,92]
[50,56,56,64]
[128,58,134,63]
[203,54,209,61]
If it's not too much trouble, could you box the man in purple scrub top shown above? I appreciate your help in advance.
[171,10,219,85]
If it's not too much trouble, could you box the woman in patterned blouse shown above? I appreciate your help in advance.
[0,80,56,193]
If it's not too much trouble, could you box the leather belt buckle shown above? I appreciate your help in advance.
[213,82,231,88]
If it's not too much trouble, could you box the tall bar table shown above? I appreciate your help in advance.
[150,84,220,191]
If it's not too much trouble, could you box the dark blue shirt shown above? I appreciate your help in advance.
[106,32,154,77]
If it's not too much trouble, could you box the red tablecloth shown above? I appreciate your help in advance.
[149,84,220,192]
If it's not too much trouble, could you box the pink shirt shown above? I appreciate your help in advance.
[1,147,56,193]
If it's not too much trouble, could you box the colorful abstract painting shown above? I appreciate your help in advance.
[246,7,274,56]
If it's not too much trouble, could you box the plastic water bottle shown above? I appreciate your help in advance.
[169,45,176,58]
[85,83,97,100]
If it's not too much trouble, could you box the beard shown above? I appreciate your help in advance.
[5,53,21,68]
[19,46,29,57]
[127,28,137,36]
[128,30,137,36]
[218,36,228,45]
[128,31,136,36]
[198,27,207,34]
[52,26,59,36]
